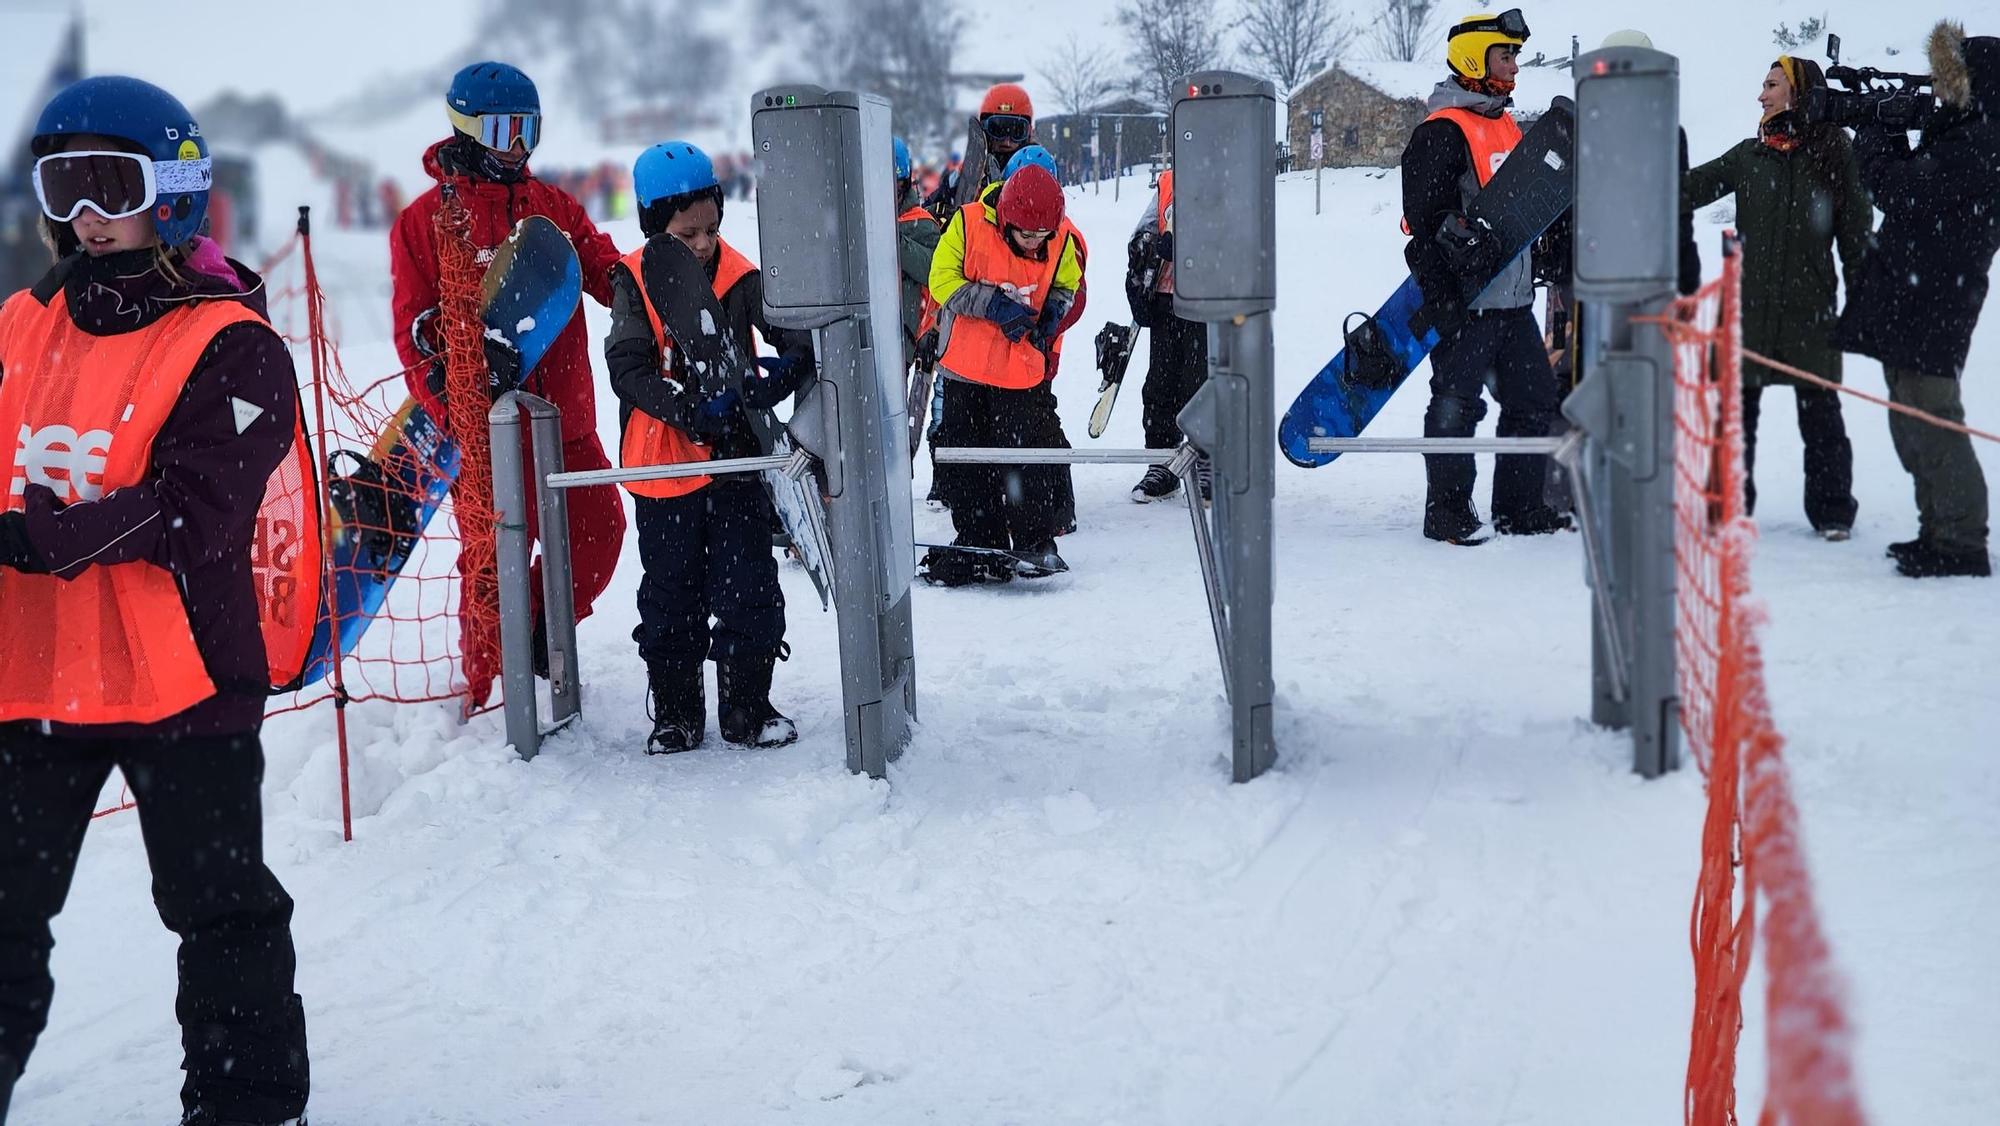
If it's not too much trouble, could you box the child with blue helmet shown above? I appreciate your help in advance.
[603,140,816,755]
[1,76,313,1126]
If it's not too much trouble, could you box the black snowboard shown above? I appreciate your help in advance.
[1279,97,1576,467]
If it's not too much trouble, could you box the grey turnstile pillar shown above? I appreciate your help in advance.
[1567,47,1682,777]
[1171,71,1278,783]
[751,85,917,779]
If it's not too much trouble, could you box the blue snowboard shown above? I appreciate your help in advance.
[298,216,582,687]
[1279,98,1575,468]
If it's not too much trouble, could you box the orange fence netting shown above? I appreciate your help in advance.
[91,208,499,839]
[1667,235,1866,1126]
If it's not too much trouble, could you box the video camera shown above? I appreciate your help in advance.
[1803,33,1939,129]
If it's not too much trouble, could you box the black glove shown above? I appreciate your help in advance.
[1434,211,1505,284]
[915,327,940,371]
[484,335,522,399]
[0,511,49,574]
[1154,231,1174,265]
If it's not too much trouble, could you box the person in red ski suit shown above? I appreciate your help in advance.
[390,62,627,699]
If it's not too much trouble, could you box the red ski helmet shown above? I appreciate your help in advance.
[996,164,1064,232]
[979,83,1035,119]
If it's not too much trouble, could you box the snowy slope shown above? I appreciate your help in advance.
[15,157,1999,1122]
[10,2,2000,1122]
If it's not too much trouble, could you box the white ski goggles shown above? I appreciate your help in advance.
[31,150,211,223]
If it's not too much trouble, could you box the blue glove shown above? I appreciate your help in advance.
[982,292,1038,342]
[747,355,808,409]
[1029,295,1070,351]
[691,387,743,439]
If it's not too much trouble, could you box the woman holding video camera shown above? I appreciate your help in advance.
[1686,54,1872,541]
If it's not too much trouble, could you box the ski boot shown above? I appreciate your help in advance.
[1895,543,1991,578]
[1423,495,1488,545]
[718,647,799,748]
[180,1109,307,1126]
[1493,505,1571,536]
[1131,465,1180,503]
[644,660,705,755]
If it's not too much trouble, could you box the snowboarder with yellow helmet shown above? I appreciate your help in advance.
[1400,8,1567,543]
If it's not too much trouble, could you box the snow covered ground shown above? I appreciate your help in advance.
[9,0,2000,1116]
[15,154,1998,1123]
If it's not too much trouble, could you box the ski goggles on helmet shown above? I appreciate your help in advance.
[447,107,543,154]
[1450,8,1530,44]
[31,150,211,223]
[982,114,1032,144]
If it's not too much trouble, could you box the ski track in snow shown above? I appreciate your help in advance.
[17,160,2000,1124]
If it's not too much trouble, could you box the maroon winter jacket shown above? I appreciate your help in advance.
[0,245,299,739]
[390,139,622,444]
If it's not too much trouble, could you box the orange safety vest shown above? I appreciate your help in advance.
[617,239,758,499]
[1156,169,1174,233]
[900,206,942,337]
[0,289,320,723]
[939,203,1065,391]
[1400,107,1524,233]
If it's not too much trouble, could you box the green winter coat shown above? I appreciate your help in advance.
[897,186,942,367]
[1683,128,1871,388]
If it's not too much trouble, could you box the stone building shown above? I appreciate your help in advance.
[1286,62,1433,170]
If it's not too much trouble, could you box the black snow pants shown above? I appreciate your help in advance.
[632,477,787,669]
[933,377,1070,550]
[1141,311,1210,449]
[1423,306,1563,520]
[0,726,310,1122]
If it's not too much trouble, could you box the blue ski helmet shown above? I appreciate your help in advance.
[633,141,718,208]
[32,76,211,247]
[893,137,913,182]
[447,61,540,116]
[1003,145,1059,182]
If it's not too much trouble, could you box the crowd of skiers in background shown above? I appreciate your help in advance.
[1,8,1997,1123]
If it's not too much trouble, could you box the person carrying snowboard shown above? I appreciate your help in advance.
[604,141,815,754]
[926,83,1037,219]
[0,77,312,1126]
[1126,164,1212,503]
[1401,8,1569,543]
[389,62,627,699]
[924,164,1083,584]
[1685,54,1870,540]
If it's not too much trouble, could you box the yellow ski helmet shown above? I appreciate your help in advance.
[1446,8,1531,81]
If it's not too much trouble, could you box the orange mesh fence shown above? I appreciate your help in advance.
[1666,235,1866,1126]
[433,187,504,710]
[91,208,498,836]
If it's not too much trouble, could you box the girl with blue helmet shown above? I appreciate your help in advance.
[1,75,314,1126]
[604,140,816,754]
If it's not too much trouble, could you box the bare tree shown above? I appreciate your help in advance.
[1118,0,1227,111]
[1239,0,1357,94]
[1371,0,1439,63]
[831,0,969,151]
[1042,34,1122,116]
